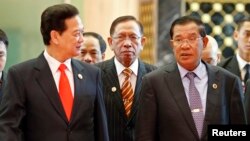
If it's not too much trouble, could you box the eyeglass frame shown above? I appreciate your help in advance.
[112,34,142,43]
[171,37,203,46]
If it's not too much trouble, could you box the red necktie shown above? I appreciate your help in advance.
[121,68,134,117]
[58,64,73,121]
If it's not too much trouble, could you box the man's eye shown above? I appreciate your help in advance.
[175,39,182,42]
[189,37,196,41]
[118,36,125,39]
[130,36,137,40]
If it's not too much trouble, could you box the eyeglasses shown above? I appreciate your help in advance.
[112,35,141,43]
[171,37,202,46]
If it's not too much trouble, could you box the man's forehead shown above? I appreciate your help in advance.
[173,23,199,36]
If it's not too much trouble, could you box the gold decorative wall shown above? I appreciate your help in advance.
[185,0,250,58]
[139,0,157,64]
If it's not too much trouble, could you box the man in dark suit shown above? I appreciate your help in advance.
[135,16,246,141]
[218,17,250,90]
[0,29,8,102]
[0,4,109,141]
[96,15,157,141]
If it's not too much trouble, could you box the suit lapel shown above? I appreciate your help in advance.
[103,59,127,118]
[165,64,198,137]
[202,65,220,138]
[70,60,86,123]
[35,54,68,122]
[225,56,241,80]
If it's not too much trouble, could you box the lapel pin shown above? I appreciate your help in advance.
[78,74,83,79]
[111,87,117,92]
[212,83,217,89]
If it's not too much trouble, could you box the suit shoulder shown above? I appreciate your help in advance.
[143,66,166,79]
[95,59,112,69]
[211,65,239,79]
[141,61,157,72]
[72,59,100,72]
[9,58,37,72]
[217,56,235,67]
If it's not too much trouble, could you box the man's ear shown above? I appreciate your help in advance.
[139,36,147,51]
[140,36,147,46]
[202,36,208,49]
[107,37,114,50]
[170,40,174,49]
[233,30,239,41]
[50,30,59,45]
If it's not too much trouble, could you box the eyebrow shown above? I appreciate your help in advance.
[174,33,198,38]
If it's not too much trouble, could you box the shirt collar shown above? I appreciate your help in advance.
[114,57,138,76]
[236,53,249,71]
[177,61,206,80]
[43,49,72,74]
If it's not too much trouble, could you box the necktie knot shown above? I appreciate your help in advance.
[123,68,132,77]
[186,72,196,80]
[245,64,250,74]
[59,64,67,72]
[245,64,250,69]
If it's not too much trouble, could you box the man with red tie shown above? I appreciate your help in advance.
[0,4,109,141]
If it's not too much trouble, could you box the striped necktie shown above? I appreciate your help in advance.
[121,68,134,117]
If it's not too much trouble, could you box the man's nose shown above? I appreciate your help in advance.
[123,38,132,48]
[84,53,92,63]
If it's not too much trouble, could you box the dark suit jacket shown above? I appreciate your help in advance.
[0,53,109,141]
[0,71,7,103]
[218,55,242,81]
[96,57,157,141]
[135,62,246,141]
[244,79,250,123]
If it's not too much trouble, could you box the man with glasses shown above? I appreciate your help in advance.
[96,15,157,141]
[135,16,246,141]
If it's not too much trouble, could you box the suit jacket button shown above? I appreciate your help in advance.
[67,127,71,132]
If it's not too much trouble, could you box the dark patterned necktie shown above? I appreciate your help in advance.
[244,64,250,85]
[186,72,204,138]
[121,68,133,117]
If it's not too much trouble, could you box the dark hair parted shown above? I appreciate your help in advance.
[235,16,250,31]
[82,32,107,54]
[169,16,206,39]
[40,4,79,45]
[109,15,144,36]
[0,29,8,48]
